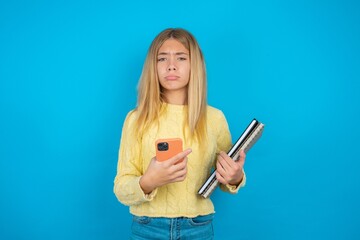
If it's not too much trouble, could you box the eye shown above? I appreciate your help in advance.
[178,57,187,61]
[157,57,166,62]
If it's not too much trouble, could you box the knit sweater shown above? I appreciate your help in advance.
[113,103,246,218]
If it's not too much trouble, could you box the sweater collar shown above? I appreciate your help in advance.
[162,102,187,113]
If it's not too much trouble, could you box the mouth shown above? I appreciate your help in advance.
[165,75,179,80]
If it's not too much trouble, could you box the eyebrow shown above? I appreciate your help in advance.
[157,52,189,56]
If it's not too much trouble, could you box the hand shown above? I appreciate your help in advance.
[140,148,192,194]
[215,150,246,186]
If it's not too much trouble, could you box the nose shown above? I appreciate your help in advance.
[167,65,176,71]
[167,59,177,71]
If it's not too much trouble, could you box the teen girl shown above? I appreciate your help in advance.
[114,28,246,239]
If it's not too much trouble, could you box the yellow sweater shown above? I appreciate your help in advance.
[113,103,246,218]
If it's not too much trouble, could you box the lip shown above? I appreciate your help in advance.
[165,75,179,80]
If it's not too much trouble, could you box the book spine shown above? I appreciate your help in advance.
[201,179,219,198]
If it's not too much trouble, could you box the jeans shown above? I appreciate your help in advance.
[130,214,214,240]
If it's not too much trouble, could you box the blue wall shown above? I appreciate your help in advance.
[1,0,359,239]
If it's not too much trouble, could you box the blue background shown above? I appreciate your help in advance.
[1,0,359,239]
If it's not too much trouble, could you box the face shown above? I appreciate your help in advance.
[157,39,190,101]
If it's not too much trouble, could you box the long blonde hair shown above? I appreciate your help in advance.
[135,28,207,143]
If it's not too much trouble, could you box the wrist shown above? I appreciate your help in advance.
[139,174,155,194]
[229,173,244,186]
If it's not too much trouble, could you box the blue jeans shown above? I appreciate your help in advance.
[130,214,214,240]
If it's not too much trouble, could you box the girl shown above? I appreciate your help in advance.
[114,28,246,239]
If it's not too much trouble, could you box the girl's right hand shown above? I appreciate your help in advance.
[139,148,192,194]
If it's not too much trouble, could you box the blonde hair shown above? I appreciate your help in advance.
[135,28,207,143]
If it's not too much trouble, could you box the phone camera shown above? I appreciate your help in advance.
[157,142,169,151]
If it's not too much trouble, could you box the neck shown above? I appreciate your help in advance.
[163,89,187,105]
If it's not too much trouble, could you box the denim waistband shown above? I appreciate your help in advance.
[131,214,214,240]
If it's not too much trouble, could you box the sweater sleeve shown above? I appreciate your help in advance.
[214,111,246,193]
[214,110,232,155]
[113,111,157,206]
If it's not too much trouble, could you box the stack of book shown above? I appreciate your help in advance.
[198,118,265,198]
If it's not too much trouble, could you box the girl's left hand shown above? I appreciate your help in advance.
[215,150,246,186]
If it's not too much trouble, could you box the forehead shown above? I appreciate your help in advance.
[158,39,188,54]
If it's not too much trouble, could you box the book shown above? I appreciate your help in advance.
[198,118,265,198]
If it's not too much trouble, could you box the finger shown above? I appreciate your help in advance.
[164,158,187,179]
[217,152,242,181]
[216,159,228,178]
[174,166,187,181]
[168,163,187,181]
[216,154,225,171]
[171,157,188,172]
[215,170,226,184]
[237,150,246,166]
[167,148,192,165]
[218,151,234,172]
[173,174,187,182]
[216,157,231,179]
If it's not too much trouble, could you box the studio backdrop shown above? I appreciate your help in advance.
[1,0,359,239]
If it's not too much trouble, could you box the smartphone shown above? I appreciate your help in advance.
[155,138,183,162]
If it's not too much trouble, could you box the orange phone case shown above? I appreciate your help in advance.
[155,138,183,162]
